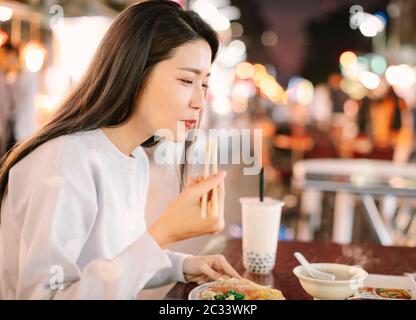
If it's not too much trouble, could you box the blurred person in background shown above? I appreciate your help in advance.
[328,73,348,116]
[356,85,408,160]
[11,43,39,145]
[250,93,277,181]
[0,42,18,157]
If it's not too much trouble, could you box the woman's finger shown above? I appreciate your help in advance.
[218,181,225,219]
[190,171,227,201]
[186,273,212,285]
[186,275,205,283]
[215,255,242,279]
[186,177,196,188]
[200,263,227,281]
[187,175,205,189]
[196,175,213,204]
[197,278,210,285]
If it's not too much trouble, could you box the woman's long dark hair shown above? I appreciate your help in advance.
[0,0,219,208]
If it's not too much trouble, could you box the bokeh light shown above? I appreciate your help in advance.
[359,13,385,37]
[370,55,387,75]
[230,21,244,37]
[358,71,380,89]
[340,51,357,68]
[287,77,314,105]
[0,29,8,47]
[340,79,367,100]
[212,96,232,115]
[235,62,255,79]
[261,30,278,47]
[22,41,47,73]
[191,0,231,32]
[0,5,13,22]
[385,64,416,88]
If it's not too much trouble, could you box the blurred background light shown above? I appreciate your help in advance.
[296,79,314,105]
[343,99,360,117]
[374,11,388,25]
[53,17,112,81]
[385,64,416,88]
[0,29,8,46]
[217,39,246,67]
[212,96,232,115]
[370,54,387,75]
[358,71,380,89]
[341,58,368,80]
[0,5,13,22]
[339,51,357,68]
[22,41,47,73]
[230,21,244,37]
[235,61,255,79]
[261,30,278,47]
[386,3,400,18]
[218,5,241,21]
[359,13,385,37]
[191,0,231,32]
[287,76,314,105]
[340,79,367,100]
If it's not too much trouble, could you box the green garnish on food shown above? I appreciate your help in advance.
[214,290,245,300]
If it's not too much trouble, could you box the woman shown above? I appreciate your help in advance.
[0,1,240,299]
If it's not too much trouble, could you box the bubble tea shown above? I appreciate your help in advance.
[239,197,284,274]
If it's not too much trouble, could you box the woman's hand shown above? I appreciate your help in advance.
[149,171,226,247]
[183,255,242,285]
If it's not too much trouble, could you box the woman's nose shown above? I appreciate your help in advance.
[189,88,206,110]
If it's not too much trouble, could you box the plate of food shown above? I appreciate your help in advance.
[348,274,416,300]
[188,277,285,300]
[353,287,413,300]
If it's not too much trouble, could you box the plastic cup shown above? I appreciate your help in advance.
[239,197,284,274]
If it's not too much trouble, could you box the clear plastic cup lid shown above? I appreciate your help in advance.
[239,197,285,207]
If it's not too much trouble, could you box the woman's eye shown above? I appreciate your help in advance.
[180,79,193,85]
[179,79,209,90]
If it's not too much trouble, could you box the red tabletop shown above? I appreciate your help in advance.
[165,240,416,300]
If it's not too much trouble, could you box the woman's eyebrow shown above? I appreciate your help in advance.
[178,67,211,77]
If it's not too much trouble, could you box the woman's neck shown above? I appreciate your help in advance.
[100,122,153,158]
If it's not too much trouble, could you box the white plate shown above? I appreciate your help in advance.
[349,274,416,300]
[188,282,217,300]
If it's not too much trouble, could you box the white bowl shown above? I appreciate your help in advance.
[293,263,368,300]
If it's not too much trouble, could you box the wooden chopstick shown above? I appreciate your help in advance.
[211,137,218,217]
[201,139,211,218]
[200,138,219,218]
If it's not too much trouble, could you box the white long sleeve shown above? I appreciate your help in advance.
[0,129,189,299]
[144,250,191,289]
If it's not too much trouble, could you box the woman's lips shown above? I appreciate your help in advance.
[183,120,197,130]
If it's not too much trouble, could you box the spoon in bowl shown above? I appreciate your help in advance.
[294,252,336,281]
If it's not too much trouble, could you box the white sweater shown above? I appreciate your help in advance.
[0,129,190,299]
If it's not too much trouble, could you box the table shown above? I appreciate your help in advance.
[292,159,416,245]
[165,240,416,300]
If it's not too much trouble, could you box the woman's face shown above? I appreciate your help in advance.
[135,39,212,142]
